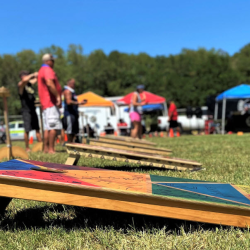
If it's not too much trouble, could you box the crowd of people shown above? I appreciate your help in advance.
[18,54,86,153]
[18,53,179,153]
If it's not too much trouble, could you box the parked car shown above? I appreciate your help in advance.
[158,107,208,132]
[9,121,37,141]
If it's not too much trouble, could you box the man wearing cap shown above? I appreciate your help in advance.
[129,85,147,139]
[38,54,62,153]
[18,70,42,152]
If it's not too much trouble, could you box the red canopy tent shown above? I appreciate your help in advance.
[117,91,166,105]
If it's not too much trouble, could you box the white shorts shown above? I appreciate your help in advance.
[43,106,62,131]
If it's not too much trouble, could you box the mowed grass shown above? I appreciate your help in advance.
[1,135,250,249]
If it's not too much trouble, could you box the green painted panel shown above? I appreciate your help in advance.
[152,184,249,207]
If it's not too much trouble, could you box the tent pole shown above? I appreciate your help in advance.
[221,98,226,134]
[163,102,167,116]
[214,102,218,120]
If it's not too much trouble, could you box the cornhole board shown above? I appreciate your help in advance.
[83,138,172,156]
[99,136,156,146]
[1,159,250,228]
[65,143,202,171]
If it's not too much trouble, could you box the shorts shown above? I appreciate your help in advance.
[22,111,40,132]
[63,114,79,135]
[169,120,178,128]
[43,106,62,131]
[129,112,141,122]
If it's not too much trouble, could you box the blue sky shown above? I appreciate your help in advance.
[0,0,249,56]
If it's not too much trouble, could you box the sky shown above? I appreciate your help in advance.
[0,0,249,57]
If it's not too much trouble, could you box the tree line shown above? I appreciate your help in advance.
[0,43,250,115]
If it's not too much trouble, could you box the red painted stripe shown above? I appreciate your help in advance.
[0,170,99,187]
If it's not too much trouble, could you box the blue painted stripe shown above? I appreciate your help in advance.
[0,159,34,170]
[159,183,250,205]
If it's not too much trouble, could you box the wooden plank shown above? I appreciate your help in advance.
[66,143,202,171]
[99,136,156,146]
[1,159,250,228]
[84,138,172,155]
[65,154,80,166]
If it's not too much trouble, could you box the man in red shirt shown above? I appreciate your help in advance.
[38,54,62,153]
[167,100,180,136]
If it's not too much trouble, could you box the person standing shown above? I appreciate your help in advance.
[167,100,180,136]
[38,54,62,153]
[129,85,146,139]
[63,79,87,142]
[18,70,42,152]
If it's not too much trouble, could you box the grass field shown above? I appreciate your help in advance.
[1,135,250,249]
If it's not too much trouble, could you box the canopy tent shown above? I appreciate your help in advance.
[117,91,167,115]
[117,91,166,105]
[77,92,114,107]
[124,104,163,112]
[215,84,250,134]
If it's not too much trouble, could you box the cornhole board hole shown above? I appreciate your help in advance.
[99,136,156,146]
[1,159,250,228]
[83,138,172,156]
[65,143,202,171]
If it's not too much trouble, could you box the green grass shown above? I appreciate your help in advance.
[1,135,250,249]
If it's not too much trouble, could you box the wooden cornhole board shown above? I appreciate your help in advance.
[99,135,156,146]
[1,159,250,228]
[83,138,172,156]
[65,143,202,171]
[97,137,158,149]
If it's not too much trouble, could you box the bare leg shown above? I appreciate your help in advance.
[138,122,142,139]
[43,130,49,153]
[24,131,30,152]
[61,129,65,145]
[131,122,139,139]
[36,130,42,142]
[48,129,57,153]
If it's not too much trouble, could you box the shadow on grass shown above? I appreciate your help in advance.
[0,203,232,233]
[99,165,180,172]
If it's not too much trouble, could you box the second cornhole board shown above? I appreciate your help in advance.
[65,143,202,171]
[99,136,156,146]
[83,138,172,156]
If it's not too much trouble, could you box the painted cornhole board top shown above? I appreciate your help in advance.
[0,159,250,228]
[87,138,172,153]
[99,136,156,146]
[66,143,201,166]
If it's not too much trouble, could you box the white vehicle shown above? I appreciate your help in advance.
[158,107,208,132]
[78,106,118,136]
[9,120,37,140]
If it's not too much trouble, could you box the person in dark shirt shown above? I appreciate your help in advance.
[63,79,87,142]
[18,70,42,151]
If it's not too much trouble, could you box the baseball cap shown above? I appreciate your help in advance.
[137,84,145,90]
[42,53,55,62]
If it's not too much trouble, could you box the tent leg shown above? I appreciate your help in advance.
[221,98,226,134]
[214,102,218,120]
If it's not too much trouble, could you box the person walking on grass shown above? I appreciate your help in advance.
[18,70,42,152]
[63,78,87,142]
[129,85,147,139]
[38,54,62,154]
[167,99,180,136]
